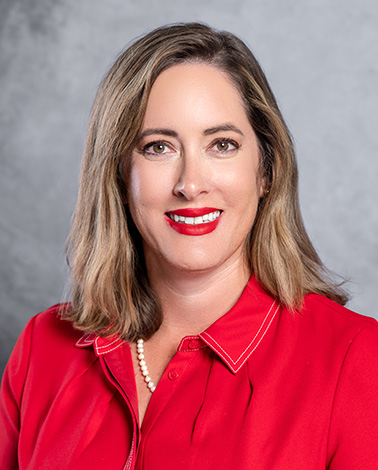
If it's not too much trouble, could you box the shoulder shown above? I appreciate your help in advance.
[21,303,83,351]
[293,298,378,466]
[4,304,90,388]
[301,293,378,338]
[269,293,378,368]
[2,304,102,412]
[316,299,378,466]
[304,293,376,322]
[32,302,79,333]
[1,304,85,410]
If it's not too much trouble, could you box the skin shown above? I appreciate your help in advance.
[126,63,264,424]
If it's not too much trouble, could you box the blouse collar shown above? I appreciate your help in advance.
[198,276,280,373]
[75,276,280,374]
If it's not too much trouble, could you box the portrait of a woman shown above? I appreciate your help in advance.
[1,22,378,469]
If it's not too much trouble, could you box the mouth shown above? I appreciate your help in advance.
[165,207,223,236]
[166,209,222,225]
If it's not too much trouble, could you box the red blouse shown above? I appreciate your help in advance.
[1,276,378,469]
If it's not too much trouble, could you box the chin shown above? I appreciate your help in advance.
[158,250,213,271]
[167,252,237,276]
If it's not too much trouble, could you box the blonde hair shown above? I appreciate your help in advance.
[65,23,348,340]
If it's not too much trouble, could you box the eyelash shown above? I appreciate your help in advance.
[139,138,240,156]
[211,138,239,153]
[140,140,169,155]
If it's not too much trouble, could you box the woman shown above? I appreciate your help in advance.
[1,22,378,469]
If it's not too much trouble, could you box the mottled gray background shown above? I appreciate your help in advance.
[1,0,377,376]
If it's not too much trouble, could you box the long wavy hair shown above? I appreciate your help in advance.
[64,22,348,340]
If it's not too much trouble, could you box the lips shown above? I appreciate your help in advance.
[165,207,222,236]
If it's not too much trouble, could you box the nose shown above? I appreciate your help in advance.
[173,151,210,200]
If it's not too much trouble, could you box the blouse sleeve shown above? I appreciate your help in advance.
[0,316,35,469]
[327,323,378,468]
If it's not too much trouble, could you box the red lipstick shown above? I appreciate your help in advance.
[168,207,219,217]
[165,207,222,236]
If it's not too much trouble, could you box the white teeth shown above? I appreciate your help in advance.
[168,210,221,225]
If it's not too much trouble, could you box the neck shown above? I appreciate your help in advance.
[146,256,251,338]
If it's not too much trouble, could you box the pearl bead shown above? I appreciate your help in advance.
[136,339,156,394]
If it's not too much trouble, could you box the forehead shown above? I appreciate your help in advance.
[142,63,250,131]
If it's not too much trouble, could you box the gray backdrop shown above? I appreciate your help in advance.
[1,0,377,376]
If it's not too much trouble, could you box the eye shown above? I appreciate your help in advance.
[216,141,231,151]
[151,143,166,153]
[141,141,171,155]
[211,138,239,154]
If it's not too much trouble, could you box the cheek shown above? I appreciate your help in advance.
[129,162,156,206]
[217,162,261,206]
[128,163,171,216]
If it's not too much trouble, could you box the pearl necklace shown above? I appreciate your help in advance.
[136,339,156,393]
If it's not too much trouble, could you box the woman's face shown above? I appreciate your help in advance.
[127,63,264,276]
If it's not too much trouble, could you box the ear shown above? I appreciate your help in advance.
[259,175,268,199]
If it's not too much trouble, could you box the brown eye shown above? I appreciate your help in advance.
[213,139,239,154]
[152,143,166,153]
[140,140,173,156]
[216,141,230,151]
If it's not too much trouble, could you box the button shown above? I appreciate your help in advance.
[168,370,180,381]
[188,340,201,350]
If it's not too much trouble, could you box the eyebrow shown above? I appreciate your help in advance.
[137,124,244,141]
[137,128,178,141]
[203,124,244,136]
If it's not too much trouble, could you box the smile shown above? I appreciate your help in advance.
[165,207,223,236]
[167,210,221,225]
